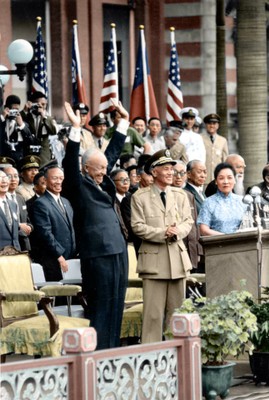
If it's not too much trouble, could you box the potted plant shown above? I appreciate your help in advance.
[175,289,257,400]
[248,294,269,385]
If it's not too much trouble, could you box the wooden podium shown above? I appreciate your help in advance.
[200,229,269,300]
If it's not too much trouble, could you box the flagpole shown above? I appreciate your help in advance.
[111,23,119,102]
[73,20,82,91]
[140,26,150,123]
[170,26,175,47]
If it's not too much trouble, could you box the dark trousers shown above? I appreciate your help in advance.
[36,256,63,282]
[81,250,128,350]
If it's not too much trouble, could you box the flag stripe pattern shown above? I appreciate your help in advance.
[166,29,183,123]
[130,27,159,123]
[99,25,118,114]
[72,21,88,106]
[32,18,48,97]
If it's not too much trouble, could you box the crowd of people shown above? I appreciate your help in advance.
[1,92,269,349]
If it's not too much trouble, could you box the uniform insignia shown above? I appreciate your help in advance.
[165,149,171,158]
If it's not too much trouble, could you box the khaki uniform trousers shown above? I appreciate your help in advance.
[141,278,186,343]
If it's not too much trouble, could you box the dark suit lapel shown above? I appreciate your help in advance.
[45,191,70,226]
[0,207,10,231]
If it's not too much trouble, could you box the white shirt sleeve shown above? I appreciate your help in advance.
[116,119,129,136]
[69,127,81,143]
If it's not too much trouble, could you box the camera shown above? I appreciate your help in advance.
[8,109,19,119]
[30,103,40,115]
[28,145,41,155]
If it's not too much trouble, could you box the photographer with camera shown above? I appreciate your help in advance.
[21,91,58,166]
[0,95,34,165]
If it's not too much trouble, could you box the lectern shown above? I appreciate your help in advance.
[200,229,269,300]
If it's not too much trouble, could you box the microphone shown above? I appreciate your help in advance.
[249,186,262,197]
[242,194,254,205]
[254,195,261,205]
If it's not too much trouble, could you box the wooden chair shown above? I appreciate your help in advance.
[0,247,89,361]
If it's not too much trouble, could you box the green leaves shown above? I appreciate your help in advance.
[175,289,258,365]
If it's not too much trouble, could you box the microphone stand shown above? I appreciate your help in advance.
[250,188,263,302]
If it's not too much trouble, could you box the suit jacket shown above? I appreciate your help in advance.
[10,193,33,251]
[183,191,202,268]
[62,129,127,259]
[131,185,193,279]
[30,191,76,261]
[201,132,229,183]
[0,197,20,250]
[184,182,205,214]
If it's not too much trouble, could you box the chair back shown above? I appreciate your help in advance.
[31,262,47,288]
[61,259,82,285]
[0,248,38,326]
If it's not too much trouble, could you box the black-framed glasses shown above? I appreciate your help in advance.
[114,178,130,184]
[173,170,186,177]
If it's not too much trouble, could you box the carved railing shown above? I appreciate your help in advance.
[0,313,201,400]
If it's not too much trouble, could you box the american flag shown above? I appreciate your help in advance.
[130,26,159,122]
[72,20,88,107]
[99,23,118,114]
[32,17,48,98]
[166,27,184,124]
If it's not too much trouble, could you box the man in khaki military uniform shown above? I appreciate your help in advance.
[16,155,40,201]
[201,113,229,184]
[131,149,193,343]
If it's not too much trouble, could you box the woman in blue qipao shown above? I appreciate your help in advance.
[197,162,247,235]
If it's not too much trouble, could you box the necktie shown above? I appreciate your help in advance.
[160,191,166,208]
[210,135,214,143]
[3,200,12,229]
[98,139,102,149]
[57,198,65,214]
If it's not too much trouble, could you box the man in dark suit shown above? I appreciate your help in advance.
[30,165,76,281]
[185,160,207,214]
[4,165,33,251]
[0,170,20,250]
[63,100,129,350]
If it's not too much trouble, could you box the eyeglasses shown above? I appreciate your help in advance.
[173,170,186,177]
[7,174,19,179]
[114,178,130,184]
[0,176,10,182]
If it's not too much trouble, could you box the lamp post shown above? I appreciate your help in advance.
[0,39,33,108]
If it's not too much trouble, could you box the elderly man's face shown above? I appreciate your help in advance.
[173,164,187,188]
[0,171,9,196]
[85,152,108,185]
[187,162,207,186]
[152,163,174,189]
[4,167,19,192]
[230,158,245,175]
